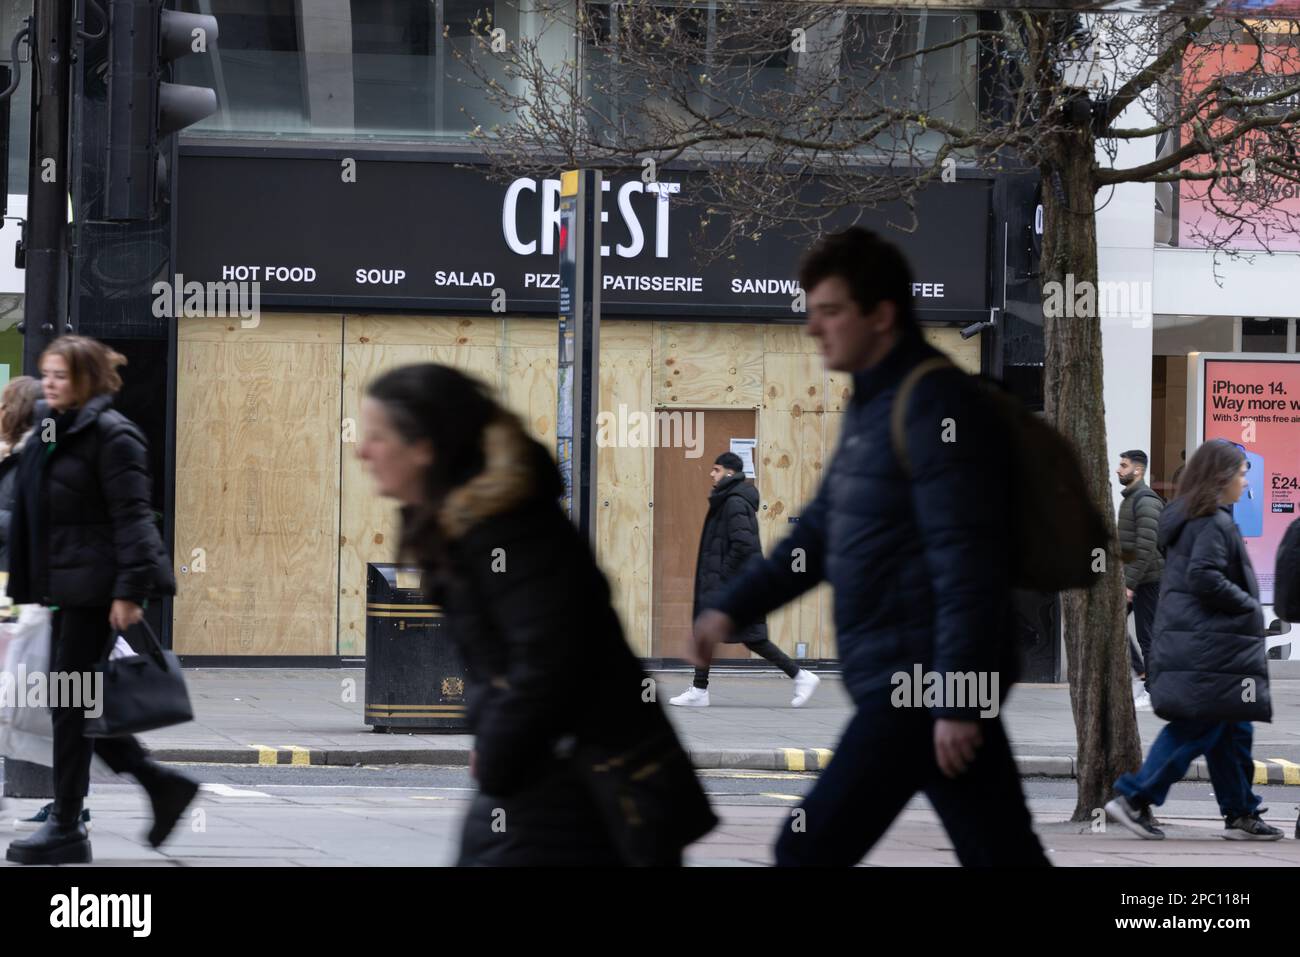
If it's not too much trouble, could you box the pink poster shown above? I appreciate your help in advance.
[1203,358,1300,603]
[1179,39,1300,252]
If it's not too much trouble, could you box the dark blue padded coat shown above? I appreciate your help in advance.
[710,325,1020,718]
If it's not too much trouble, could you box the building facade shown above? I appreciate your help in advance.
[20,3,1294,667]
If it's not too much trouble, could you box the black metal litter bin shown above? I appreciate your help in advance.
[365,563,468,732]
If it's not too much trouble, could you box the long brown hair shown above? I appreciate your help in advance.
[1178,439,1246,518]
[0,376,42,445]
[39,335,127,407]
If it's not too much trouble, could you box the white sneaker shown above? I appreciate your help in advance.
[1134,691,1152,711]
[791,670,821,708]
[669,687,710,707]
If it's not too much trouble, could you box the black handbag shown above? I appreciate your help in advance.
[83,620,194,738]
[566,728,718,867]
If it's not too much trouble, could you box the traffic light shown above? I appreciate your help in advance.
[105,0,218,221]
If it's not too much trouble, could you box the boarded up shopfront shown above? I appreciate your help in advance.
[174,314,977,659]
[173,151,993,659]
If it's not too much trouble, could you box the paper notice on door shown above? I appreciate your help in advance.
[730,438,757,479]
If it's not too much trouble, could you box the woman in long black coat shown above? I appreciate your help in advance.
[1105,439,1281,841]
[5,336,198,866]
[358,363,715,866]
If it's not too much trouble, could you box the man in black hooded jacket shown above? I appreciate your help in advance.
[669,452,819,708]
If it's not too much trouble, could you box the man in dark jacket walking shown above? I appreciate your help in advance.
[691,228,1047,867]
[669,452,819,708]
[1117,449,1165,710]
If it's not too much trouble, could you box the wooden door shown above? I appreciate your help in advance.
[652,408,758,660]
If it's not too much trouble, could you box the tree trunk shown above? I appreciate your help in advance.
[1040,136,1143,823]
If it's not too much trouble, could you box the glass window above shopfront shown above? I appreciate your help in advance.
[173,2,980,149]
[175,0,518,141]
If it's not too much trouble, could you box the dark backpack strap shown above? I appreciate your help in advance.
[890,357,956,477]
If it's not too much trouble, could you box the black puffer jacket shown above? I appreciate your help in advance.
[711,325,1019,717]
[6,395,176,607]
[1148,499,1271,723]
[693,474,767,644]
[1118,480,1165,588]
[415,415,715,864]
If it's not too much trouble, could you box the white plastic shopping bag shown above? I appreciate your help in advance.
[0,607,134,768]
[0,605,54,765]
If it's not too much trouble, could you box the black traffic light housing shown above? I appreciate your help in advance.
[105,1,217,221]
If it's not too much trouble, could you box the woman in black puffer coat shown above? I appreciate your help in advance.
[5,337,197,867]
[1105,439,1281,842]
[358,363,715,866]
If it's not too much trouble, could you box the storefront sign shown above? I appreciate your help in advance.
[1195,354,1300,603]
[177,151,991,320]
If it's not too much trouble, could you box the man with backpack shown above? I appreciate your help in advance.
[1116,450,1165,711]
[691,228,1060,866]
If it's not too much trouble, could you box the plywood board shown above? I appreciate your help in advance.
[174,314,342,655]
[338,315,513,655]
[344,313,503,349]
[764,353,826,414]
[826,371,854,413]
[176,313,341,345]
[654,323,764,407]
[924,326,981,374]
[503,316,558,349]
[600,320,655,351]
[755,406,802,654]
[596,347,653,656]
[503,346,557,447]
[764,324,819,355]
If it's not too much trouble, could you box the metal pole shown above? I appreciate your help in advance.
[21,0,73,374]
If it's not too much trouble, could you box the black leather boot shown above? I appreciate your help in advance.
[5,799,93,865]
[134,761,200,848]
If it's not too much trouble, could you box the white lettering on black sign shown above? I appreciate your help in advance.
[434,271,496,287]
[603,274,702,292]
[504,177,680,260]
[356,269,406,285]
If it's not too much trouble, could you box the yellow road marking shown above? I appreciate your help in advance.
[760,793,802,802]
[812,748,833,769]
[282,746,311,766]
[249,744,277,766]
[1266,758,1300,785]
[1252,760,1269,785]
[781,748,806,772]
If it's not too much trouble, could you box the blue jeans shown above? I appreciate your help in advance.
[1115,720,1261,819]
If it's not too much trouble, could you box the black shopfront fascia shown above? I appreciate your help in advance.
[175,143,999,324]
[168,143,1035,665]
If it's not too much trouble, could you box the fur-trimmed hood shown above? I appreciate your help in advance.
[437,413,563,539]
